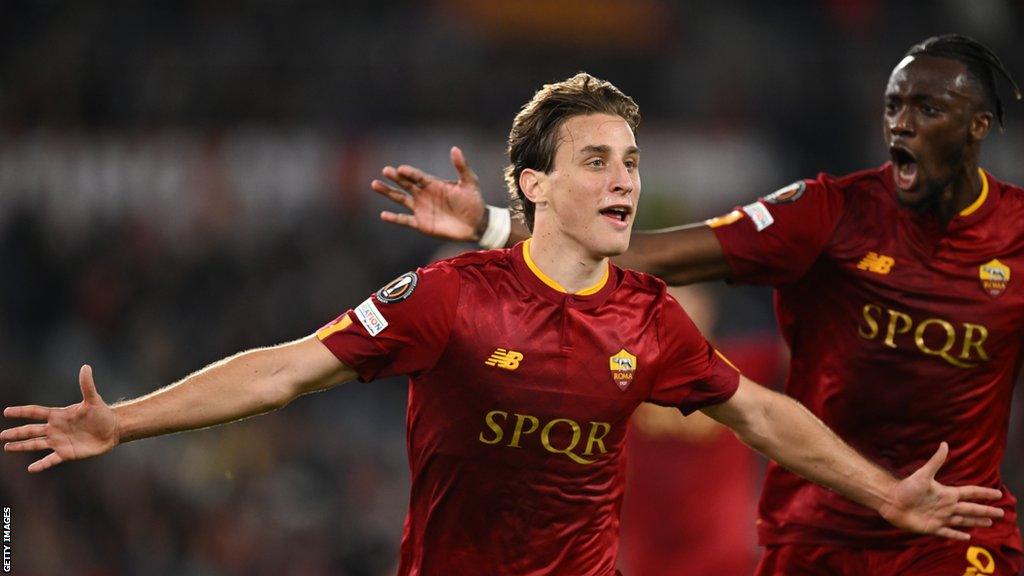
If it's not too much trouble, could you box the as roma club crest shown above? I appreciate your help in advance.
[979,259,1010,297]
[609,349,637,391]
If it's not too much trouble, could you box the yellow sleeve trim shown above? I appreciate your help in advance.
[706,210,744,229]
[959,168,989,217]
[316,315,353,340]
[714,349,740,373]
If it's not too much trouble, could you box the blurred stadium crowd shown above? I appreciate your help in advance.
[1,1,1023,574]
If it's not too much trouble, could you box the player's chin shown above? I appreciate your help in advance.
[895,188,930,207]
[894,180,939,208]
[594,232,631,258]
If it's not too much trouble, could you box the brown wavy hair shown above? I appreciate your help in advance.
[504,73,640,231]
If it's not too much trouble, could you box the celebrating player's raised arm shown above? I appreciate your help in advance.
[621,225,730,284]
[2,335,355,472]
[371,146,499,243]
[702,375,1005,541]
[371,147,732,284]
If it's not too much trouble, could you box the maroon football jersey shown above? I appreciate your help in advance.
[712,163,1024,548]
[317,240,739,575]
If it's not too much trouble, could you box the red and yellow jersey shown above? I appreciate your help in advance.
[317,240,739,576]
[712,163,1024,548]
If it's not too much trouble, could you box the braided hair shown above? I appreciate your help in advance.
[906,34,1021,128]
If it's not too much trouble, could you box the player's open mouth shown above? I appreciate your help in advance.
[599,205,633,225]
[890,145,919,191]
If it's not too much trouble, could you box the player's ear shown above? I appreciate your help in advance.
[969,110,992,142]
[520,169,548,206]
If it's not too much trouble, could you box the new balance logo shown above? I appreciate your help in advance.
[485,348,524,370]
[857,252,895,274]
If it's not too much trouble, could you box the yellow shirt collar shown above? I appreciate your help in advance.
[959,168,989,217]
[522,239,609,296]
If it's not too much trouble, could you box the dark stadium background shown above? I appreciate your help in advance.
[1,1,1022,574]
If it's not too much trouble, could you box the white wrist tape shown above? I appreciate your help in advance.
[478,205,512,249]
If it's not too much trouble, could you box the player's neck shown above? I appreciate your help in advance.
[936,162,983,224]
[525,233,609,295]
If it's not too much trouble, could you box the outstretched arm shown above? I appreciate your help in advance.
[372,146,491,242]
[702,376,1004,541]
[371,146,533,246]
[2,335,354,472]
[373,148,731,283]
[619,224,730,284]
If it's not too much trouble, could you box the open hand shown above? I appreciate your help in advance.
[878,442,1004,540]
[371,146,487,242]
[2,365,119,472]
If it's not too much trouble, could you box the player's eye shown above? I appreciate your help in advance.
[587,158,606,168]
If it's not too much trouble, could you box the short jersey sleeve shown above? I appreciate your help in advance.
[648,293,741,415]
[316,263,460,382]
[709,175,845,286]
